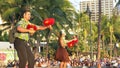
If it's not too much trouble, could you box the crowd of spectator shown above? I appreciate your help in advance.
[4,54,120,68]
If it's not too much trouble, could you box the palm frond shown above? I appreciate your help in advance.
[1,7,20,21]
[0,26,11,32]
[31,9,43,21]
[116,0,120,6]
[0,22,10,26]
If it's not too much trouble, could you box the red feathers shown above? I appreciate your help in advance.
[43,18,55,26]
[67,40,74,48]
[26,24,37,31]
[67,36,78,48]
[26,18,55,30]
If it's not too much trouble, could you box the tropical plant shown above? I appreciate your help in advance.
[0,0,78,57]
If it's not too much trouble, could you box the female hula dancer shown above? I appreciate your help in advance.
[55,30,77,68]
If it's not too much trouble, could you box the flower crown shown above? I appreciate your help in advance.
[61,30,66,35]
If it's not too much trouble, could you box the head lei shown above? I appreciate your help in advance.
[60,29,66,35]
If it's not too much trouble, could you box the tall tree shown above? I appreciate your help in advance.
[0,0,75,41]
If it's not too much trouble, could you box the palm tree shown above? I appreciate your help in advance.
[0,0,77,57]
[0,0,75,40]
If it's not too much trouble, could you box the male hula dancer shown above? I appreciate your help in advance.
[14,9,52,68]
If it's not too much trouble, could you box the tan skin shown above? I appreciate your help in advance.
[17,11,52,34]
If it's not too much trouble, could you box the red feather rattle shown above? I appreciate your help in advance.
[43,18,55,26]
[27,18,55,30]
[26,24,37,31]
[67,36,78,48]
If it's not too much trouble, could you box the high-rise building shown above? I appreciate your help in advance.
[79,0,118,22]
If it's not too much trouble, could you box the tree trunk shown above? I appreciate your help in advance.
[97,0,101,68]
